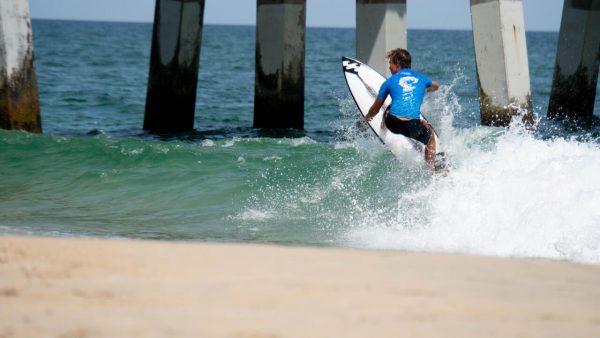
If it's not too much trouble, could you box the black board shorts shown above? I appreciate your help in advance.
[384,114,433,145]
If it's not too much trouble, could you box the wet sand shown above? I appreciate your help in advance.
[1,235,600,338]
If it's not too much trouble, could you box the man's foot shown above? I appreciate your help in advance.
[432,152,449,175]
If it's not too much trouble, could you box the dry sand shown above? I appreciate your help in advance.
[1,235,600,338]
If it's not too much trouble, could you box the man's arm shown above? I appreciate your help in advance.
[427,81,440,92]
[365,98,385,122]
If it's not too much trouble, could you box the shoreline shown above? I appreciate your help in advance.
[1,235,600,337]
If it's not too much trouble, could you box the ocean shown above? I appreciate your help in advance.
[1,20,600,264]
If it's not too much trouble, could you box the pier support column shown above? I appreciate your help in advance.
[0,0,41,133]
[548,0,600,120]
[356,0,407,76]
[470,0,533,126]
[144,0,205,133]
[254,0,306,130]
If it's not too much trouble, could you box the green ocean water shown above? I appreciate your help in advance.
[2,20,600,264]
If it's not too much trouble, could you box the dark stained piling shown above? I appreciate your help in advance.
[254,0,306,130]
[356,0,407,76]
[0,0,41,133]
[470,0,534,127]
[144,0,205,133]
[548,0,600,120]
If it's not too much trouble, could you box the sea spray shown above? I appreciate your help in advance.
[344,114,600,264]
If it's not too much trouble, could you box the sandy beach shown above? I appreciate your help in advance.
[1,236,600,338]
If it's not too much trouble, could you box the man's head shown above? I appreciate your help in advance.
[386,48,411,74]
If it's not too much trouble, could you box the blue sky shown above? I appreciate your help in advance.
[29,0,563,31]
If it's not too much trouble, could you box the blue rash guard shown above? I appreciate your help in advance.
[376,69,433,120]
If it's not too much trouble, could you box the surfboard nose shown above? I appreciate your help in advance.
[342,57,361,74]
[342,56,358,63]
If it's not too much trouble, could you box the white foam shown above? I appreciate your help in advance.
[341,75,600,264]
[201,139,215,147]
[232,209,275,221]
[289,137,317,147]
[349,129,600,264]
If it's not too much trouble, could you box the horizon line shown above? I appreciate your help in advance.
[30,17,560,33]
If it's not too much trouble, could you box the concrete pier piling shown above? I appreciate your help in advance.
[548,0,600,120]
[144,0,205,133]
[356,0,407,76]
[254,0,306,130]
[0,0,41,133]
[470,0,533,126]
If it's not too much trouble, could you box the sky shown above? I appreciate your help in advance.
[29,0,564,32]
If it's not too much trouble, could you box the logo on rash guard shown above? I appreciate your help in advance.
[399,76,418,92]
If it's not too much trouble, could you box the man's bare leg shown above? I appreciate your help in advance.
[425,134,436,170]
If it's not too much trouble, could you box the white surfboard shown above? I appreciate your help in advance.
[341,56,442,162]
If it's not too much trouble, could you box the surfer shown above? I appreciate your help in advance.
[364,48,440,170]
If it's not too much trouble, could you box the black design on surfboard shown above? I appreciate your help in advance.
[341,57,386,145]
[342,57,360,74]
[343,57,379,102]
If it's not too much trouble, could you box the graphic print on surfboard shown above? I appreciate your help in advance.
[341,56,440,159]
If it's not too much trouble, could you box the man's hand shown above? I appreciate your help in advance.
[365,98,385,122]
[427,81,440,93]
